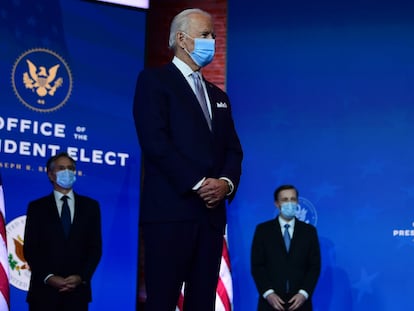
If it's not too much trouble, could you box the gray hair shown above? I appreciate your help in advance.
[168,8,212,50]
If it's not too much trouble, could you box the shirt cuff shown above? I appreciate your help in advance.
[263,289,275,298]
[298,289,309,300]
[192,177,206,190]
[219,177,234,196]
[44,274,54,284]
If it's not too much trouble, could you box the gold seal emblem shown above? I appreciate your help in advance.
[12,48,73,113]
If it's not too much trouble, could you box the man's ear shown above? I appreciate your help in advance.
[274,201,280,209]
[177,32,186,48]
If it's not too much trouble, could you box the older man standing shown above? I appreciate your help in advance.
[133,8,243,311]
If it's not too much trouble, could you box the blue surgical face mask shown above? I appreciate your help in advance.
[184,33,215,67]
[280,202,297,219]
[56,169,76,189]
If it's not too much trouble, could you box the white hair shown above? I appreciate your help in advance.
[168,8,211,50]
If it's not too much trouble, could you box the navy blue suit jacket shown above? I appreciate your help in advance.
[133,62,243,229]
[251,217,321,310]
[23,192,102,305]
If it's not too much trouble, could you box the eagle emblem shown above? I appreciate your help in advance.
[8,235,30,275]
[23,59,63,98]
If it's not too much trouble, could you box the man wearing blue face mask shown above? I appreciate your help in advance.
[133,7,243,311]
[23,152,102,311]
[251,185,321,311]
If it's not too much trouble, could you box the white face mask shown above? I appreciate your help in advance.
[56,169,76,189]
[280,202,297,219]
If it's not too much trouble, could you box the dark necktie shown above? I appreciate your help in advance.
[284,223,291,293]
[192,71,212,130]
[284,224,291,251]
[61,195,71,237]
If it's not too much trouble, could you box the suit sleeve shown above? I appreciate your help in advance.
[250,225,273,295]
[23,201,49,283]
[301,226,321,296]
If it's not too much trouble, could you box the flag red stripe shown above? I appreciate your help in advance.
[176,236,232,311]
[0,264,9,302]
[0,179,10,310]
[177,292,184,310]
[0,214,6,248]
[221,238,230,270]
[216,277,231,311]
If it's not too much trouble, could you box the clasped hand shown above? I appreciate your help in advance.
[47,275,82,292]
[197,178,228,208]
[266,292,306,310]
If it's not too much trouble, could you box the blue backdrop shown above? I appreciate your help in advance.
[0,1,145,310]
[227,0,414,310]
[2,0,414,310]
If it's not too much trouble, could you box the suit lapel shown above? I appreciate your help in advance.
[271,218,287,252]
[46,193,68,239]
[71,193,83,235]
[166,64,213,132]
[288,218,303,253]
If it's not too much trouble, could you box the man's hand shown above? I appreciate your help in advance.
[197,178,228,208]
[288,293,306,310]
[266,292,285,310]
[47,274,82,292]
[62,275,82,291]
[46,275,67,290]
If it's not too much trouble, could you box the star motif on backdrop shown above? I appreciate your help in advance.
[1,9,7,19]
[353,203,383,223]
[268,107,290,129]
[27,15,36,27]
[227,198,264,262]
[395,236,414,249]
[352,268,379,302]
[311,181,340,202]
[385,109,411,131]
[342,96,360,110]
[359,159,385,178]
[400,185,414,199]
[271,162,298,185]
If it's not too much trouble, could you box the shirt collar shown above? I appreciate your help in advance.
[53,189,74,202]
[278,216,295,231]
[173,56,197,78]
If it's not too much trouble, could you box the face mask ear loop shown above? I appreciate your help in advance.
[180,32,192,55]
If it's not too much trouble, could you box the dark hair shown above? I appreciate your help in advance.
[273,184,298,201]
[46,152,76,172]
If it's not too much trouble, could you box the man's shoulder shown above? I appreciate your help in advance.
[29,193,53,205]
[74,193,99,205]
[255,218,278,230]
[137,63,183,88]
[295,218,318,232]
[139,62,177,77]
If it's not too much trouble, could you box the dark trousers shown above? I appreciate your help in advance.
[142,220,223,311]
[28,297,88,311]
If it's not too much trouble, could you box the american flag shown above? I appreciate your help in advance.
[0,174,10,311]
[176,234,233,311]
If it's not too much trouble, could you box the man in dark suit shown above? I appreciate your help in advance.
[251,185,321,311]
[23,152,102,311]
[133,8,243,311]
